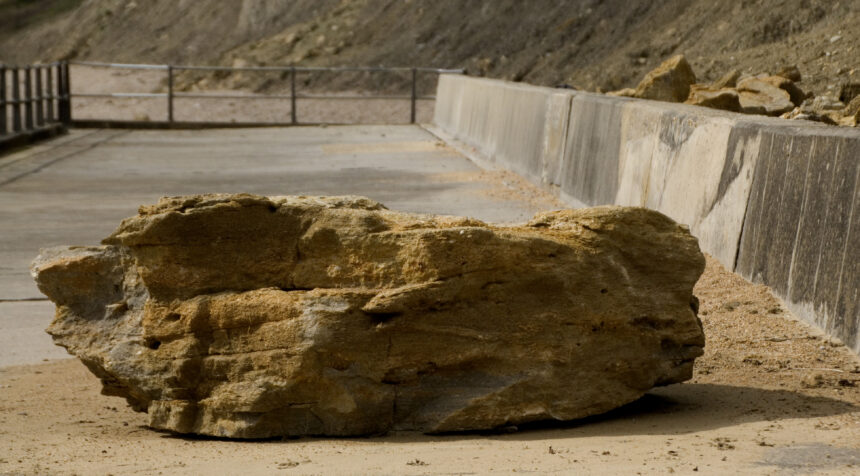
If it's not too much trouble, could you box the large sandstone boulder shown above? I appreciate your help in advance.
[632,54,697,102]
[32,194,706,438]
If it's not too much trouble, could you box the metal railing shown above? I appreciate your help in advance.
[69,61,464,125]
[0,62,71,137]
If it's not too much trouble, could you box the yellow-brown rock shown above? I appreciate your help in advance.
[32,194,706,438]
[839,96,860,126]
[755,74,806,106]
[737,77,795,116]
[712,69,741,89]
[632,54,697,102]
[685,85,742,112]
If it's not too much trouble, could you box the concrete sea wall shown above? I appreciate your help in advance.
[433,74,860,354]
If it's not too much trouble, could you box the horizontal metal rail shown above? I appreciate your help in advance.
[74,92,167,98]
[65,61,465,125]
[71,60,464,75]
[74,92,438,100]
[70,61,169,70]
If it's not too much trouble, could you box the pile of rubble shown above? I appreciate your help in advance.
[610,55,859,127]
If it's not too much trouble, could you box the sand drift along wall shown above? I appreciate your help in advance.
[433,75,859,354]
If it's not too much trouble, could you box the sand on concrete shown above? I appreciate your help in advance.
[0,126,858,475]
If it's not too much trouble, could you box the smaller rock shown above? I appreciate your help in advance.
[826,337,845,348]
[633,54,697,103]
[713,69,741,89]
[843,96,860,116]
[776,65,802,83]
[607,88,636,97]
[839,82,860,104]
[685,85,741,112]
[755,74,806,106]
[803,95,846,113]
[801,373,825,388]
[737,77,795,116]
[780,107,838,125]
[838,96,860,127]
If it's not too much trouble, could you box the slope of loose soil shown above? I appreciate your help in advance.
[1,0,858,97]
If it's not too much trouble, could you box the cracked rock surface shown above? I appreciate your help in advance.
[32,194,706,438]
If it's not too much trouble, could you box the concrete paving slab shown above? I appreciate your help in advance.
[0,125,545,366]
[0,301,69,366]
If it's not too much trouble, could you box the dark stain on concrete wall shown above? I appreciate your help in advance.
[712,126,756,215]
[737,130,859,350]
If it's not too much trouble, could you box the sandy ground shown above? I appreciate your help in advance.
[1,249,858,475]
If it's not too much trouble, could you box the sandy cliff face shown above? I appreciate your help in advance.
[1,0,858,97]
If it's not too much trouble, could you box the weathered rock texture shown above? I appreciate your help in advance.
[737,76,796,116]
[685,85,742,112]
[32,194,706,438]
[606,57,859,127]
[631,54,697,103]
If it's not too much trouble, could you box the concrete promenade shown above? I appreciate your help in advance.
[0,126,544,366]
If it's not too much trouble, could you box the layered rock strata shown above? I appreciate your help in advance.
[32,194,706,438]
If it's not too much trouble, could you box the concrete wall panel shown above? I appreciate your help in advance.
[694,125,763,268]
[614,105,657,208]
[737,133,792,287]
[645,112,741,266]
[835,146,859,350]
[765,135,815,296]
[433,74,573,184]
[811,137,858,347]
[611,100,756,267]
[733,129,859,352]
[777,136,840,314]
[560,93,624,206]
[540,93,573,188]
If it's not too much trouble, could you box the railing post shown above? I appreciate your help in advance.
[11,67,21,132]
[290,67,297,125]
[65,61,72,124]
[58,62,71,125]
[0,65,6,135]
[167,65,174,122]
[35,66,44,127]
[410,67,417,124]
[45,65,54,122]
[23,66,33,130]
[55,64,63,123]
